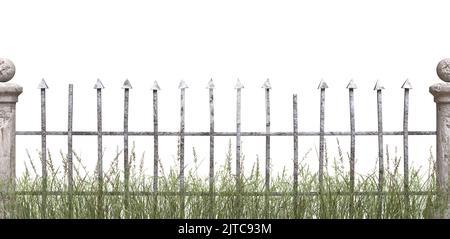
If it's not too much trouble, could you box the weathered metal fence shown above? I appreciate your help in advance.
[2,57,450,218]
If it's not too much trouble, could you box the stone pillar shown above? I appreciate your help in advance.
[430,58,450,218]
[0,58,22,218]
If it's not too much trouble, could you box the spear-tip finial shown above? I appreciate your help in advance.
[401,79,412,89]
[178,80,188,89]
[235,79,244,89]
[151,81,161,91]
[94,79,105,89]
[317,79,328,89]
[38,78,49,89]
[346,79,357,89]
[122,79,132,89]
[207,78,215,89]
[261,79,271,89]
[373,80,384,90]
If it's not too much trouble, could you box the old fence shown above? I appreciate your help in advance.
[1,57,450,218]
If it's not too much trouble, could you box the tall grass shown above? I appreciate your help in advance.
[0,140,443,219]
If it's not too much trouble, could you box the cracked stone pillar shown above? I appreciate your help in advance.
[0,58,22,218]
[430,58,450,218]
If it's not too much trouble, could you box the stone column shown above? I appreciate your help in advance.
[430,58,450,218]
[0,58,22,218]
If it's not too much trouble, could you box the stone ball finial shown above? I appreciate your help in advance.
[437,58,450,82]
[0,58,16,82]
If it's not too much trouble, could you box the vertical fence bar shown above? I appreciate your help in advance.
[179,80,188,219]
[67,84,73,218]
[318,80,328,189]
[293,94,299,218]
[152,81,160,216]
[122,80,132,216]
[94,79,104,218]
[38,79,48,219]
[207,79,215,218]
[402,79,412,216]
[235,79,244,218]
[236,80,243,187]
[262,79,271,218]
[318,80,327,218]
[347,80,356,218]
[374,80,384,218]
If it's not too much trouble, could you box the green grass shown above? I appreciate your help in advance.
[0,139,444,219]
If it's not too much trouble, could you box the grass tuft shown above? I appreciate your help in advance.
[0,141,443,219]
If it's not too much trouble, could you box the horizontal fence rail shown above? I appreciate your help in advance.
[15,130,437,136]
[8,191,439,197]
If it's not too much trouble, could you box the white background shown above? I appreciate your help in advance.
[1,0,447,179]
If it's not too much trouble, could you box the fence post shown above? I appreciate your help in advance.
[0,58,22,218]
[430,58,450,218]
